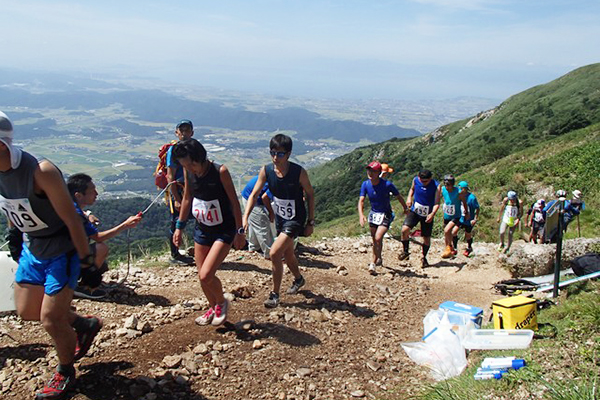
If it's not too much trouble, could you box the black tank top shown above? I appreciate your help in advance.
[190,162,236,233]
[0,151,73,258]
[264,162,306,225]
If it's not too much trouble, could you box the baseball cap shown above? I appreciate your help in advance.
[381,163,394,173]
[0,111,23,169]
[366,161,382,172]
[458,181,469,189]
[176,119,193,130]
[572,190,582,199]
[507,191,517,200]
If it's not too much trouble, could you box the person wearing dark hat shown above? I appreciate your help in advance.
[0,111,103,399]
[166,119,195,265]
[358,161,408,274]
[456,181,480,256]
[399,169,441,267]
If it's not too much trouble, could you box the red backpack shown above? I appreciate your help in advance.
[153,141,177,189]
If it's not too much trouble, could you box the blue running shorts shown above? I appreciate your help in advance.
[15,246,80,295]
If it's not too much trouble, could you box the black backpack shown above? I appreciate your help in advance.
[570,253,600,277]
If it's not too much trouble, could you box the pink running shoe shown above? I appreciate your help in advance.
[211,300,229,326]
[195,308,214,326]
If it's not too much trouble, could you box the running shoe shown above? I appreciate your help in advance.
[375,258,383,266]
[463,248,473,257]
[451,248,458,256]
[211,300,229,326]
[74,286,107,300]
[74,316,103,361]
[195,308,215,326]
[169,254,194,266]
[367,263,377,275]
[398,252,410,261]
[36,369,75,400]
[497,244,505,252]
[286,275,306,294]
[441,245,454,259]
[264,292,280,308]
[421,258,429,268]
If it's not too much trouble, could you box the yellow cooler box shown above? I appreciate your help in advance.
[492,295,538,331]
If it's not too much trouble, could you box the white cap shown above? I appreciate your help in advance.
[572,190,582,199]
[0,111,23,169]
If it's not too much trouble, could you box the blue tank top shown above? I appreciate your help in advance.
[265,162,306,225]
[0,151,74,258]
[412,177,438,217]
[190,162,236,233]
[442,186,461,219]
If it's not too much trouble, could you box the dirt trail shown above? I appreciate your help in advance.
[1,237,511,400]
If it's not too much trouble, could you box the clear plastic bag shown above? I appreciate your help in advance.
[423,309,476,345]
[402,311,467,380]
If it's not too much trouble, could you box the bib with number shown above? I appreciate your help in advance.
[368,211,385,225]
[443,204,456,216]
[413,202,429,217]
[273,197,296,220]
[533,210,544,223]
[503,205,519,226]
[192,198,223,226]
[0,196,48,233]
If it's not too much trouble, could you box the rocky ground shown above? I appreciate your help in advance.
[1,236,557,400]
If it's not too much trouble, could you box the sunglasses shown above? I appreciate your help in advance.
[270,150,288,158]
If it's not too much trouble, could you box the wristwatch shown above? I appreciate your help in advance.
[237,227,246,235]
[307,219,315,226]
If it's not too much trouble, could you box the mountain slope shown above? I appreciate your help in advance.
[311,63,600,224]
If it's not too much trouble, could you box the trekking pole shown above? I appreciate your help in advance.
[118,181,177,285]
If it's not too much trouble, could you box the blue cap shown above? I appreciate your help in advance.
[458,181,469,189]
[507,190,517,200]
[176,119,193,130]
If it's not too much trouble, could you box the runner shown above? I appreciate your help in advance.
[0,111,102,399]
[358,161,408,274]
[241,175,276,259]
[166,119,195,265]
[439,175,469,258]
[243,133,315,308]
[456,181,480,257]
[438,174,470,258]
[67,173,142,299]
[527,199,546,244]
[399,169,440,268]
[570,190,585,213]
[497,190,524,254]
[171,138,245,326]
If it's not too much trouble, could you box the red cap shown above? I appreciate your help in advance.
[366,161,382,171]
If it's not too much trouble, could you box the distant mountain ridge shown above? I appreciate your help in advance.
[311,63,600,223]
[0,86,419,143]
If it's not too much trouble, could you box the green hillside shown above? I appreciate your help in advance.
[311,63,600,231]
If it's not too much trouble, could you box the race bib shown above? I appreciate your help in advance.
[507,207,518,218]
[192,198,223,226]
[443,204,456,216]
[461,204,466,216]
[413,202,429,217]
[273,197,296,220]
[0,196,48,233]
[533,211,544,223]
[368,211,385,225]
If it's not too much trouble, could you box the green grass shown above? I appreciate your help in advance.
[409,281,600,400]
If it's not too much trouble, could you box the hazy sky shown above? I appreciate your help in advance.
[1,0,598,100]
